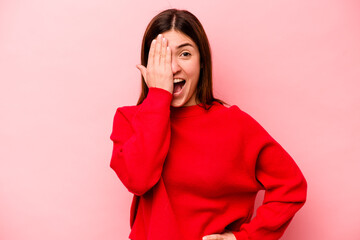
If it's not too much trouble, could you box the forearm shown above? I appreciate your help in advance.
[110,87,173,196]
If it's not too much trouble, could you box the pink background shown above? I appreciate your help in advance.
[1,0,359,239]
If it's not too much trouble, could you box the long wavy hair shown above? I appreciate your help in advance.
[136,8,228,110]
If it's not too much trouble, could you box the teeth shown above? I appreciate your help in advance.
[173,78,185,83]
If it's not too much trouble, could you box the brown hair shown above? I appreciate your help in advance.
[136,8,229,109]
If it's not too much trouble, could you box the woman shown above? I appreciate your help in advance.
[110,8,307,240]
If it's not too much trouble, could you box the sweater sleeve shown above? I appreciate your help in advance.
[109,87,173,196]
[231,108,307,240]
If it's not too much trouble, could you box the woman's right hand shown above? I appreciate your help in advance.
[136,34,174,94]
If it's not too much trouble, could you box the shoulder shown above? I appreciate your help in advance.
[226,104,260,126]
[210,102,251,120]
[225,104,272,139]
[110,104,140,141]
[113,104,140,123]
[228,104,252,120]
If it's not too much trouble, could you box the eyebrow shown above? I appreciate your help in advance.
[176,43,194,49]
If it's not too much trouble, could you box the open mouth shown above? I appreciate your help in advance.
[173,79,186,94]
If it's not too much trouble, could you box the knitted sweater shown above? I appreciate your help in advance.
[109,87,307,240]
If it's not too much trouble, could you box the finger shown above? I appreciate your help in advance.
[147,39,156,69]
[160,37,167,66]
[154,34,162,65]
[202,234,223,240]
[136,64,147,82]
[165,46,171,71]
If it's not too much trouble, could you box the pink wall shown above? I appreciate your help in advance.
[1,0,359,239]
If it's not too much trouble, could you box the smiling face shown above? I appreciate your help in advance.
[162,30,201,107]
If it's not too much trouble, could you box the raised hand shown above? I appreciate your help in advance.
[136,34,174,94]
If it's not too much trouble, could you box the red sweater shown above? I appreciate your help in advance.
[110,87,307,240]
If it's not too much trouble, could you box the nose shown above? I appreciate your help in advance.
[171,58,181,75]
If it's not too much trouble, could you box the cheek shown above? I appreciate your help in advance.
[184,60,201,80]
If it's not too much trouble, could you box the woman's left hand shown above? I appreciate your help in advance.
[202,231,236,240]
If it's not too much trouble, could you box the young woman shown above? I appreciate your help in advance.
[110,8,307,240]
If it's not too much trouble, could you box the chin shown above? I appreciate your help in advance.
[170,101,184,108]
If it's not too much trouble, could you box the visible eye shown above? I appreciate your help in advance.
[180,52,191,57]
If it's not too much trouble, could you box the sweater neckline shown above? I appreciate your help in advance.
[170,101,221,118]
